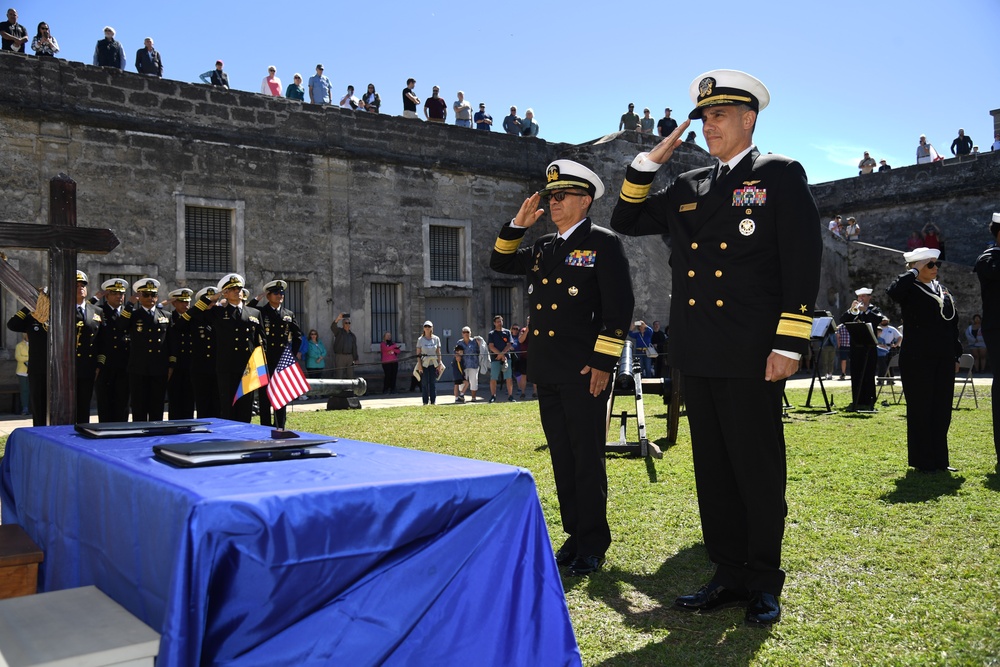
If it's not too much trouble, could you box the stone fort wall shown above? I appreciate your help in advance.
[1,54,997,374]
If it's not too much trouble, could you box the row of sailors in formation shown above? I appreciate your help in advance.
[7,271,301,428]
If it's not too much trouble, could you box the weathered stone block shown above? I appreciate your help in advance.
[90,84,127,103]
[129,92,160,108]
[195,103,230,121]
[161,97,194,114]
[179,86,207,101]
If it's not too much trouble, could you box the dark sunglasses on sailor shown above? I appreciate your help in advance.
[924,261,942,269]
[539,189,588,202]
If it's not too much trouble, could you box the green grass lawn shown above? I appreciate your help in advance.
[3,387,998,666]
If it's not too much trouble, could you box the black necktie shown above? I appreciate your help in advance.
[547,236,564,260]
[716,164,730,186]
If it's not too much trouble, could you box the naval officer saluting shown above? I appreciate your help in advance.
[610,70,822,625]
[490,159,634,576]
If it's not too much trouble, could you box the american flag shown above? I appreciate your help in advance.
[266,343,310,410]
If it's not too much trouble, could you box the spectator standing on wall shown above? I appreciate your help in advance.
[1,8,27,52]
[878,159,892,172]
[916,135,939,164]
[828,215,843,238]
[992,132,1000,152]
[474,102,492,131]
[286,74,305,101]
[619,103,639,131]
[199,60,229,88]
[453,91,473,128]
[657,108,677,137]
[639,108,655,135]
[360,83,380,113]
[521,109,539,137]
[844,217,860,242]
[261,66,282,96]
[402,78,420,118]
[503,106,521,135]
[135,37,162,77]
[424,85,447,122]
[309,65,332,104]
[93,26,125,69]
[951,129,973,156]
[858,151,876,175]
[339,85,359,110]
[31,21,58,57]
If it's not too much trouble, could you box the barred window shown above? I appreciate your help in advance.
[285,280,306,330]
[184,206,232,273]
[429,225,460,282]
[491,286,512,328]
[370,283,399,344]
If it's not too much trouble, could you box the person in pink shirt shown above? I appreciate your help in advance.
[261,65,282,96]
[380,332,402,394]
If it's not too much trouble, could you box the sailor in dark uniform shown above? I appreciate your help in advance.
[7,290,49,426]
[248,279,302,429]
[490,159,634,576]
[888,247,962,472]
[73,271,103,423]
[118,278,171,421]
[974,212,1000,470]
[189,286,220,418]
[94,278,131,422]
[183,273,265,423]
[167,288,195,420]
[840,287,883,410]
[610,70,822,626]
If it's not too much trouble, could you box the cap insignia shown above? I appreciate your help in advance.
[546,164,560,183]
[698,77,715,100]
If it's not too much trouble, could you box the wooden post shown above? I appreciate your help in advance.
[48,175,78,425]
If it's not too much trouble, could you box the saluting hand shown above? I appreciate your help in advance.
[646,119,691,165]
[513,192,545,229]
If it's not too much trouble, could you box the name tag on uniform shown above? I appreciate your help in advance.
[679,203,697,212]
[566,250,597,267]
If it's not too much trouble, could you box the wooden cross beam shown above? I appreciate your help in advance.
[0,175,120,425]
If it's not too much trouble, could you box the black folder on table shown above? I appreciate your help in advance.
[152,438,336,468]
[75,420,212,439]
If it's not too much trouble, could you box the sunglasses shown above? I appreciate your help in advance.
[540,190,588,202]
[924,261,942,269]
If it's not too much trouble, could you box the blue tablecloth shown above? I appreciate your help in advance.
[0,420,580,666]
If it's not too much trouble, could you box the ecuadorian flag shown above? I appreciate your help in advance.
[234,346,269,405]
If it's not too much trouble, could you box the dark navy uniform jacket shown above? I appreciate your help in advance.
[75,302,103,376]
[184,297,265,376]
[119,303,171,376]
[248,299,303,368]
[490,217,634,382]
[611,148,822,378]
[96,301,129,372]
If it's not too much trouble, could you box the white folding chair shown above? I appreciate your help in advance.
[876,354,904,404]
[954,353,978,409]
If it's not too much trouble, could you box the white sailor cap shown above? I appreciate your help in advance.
[168,288,193,302]
[76,270,88,284]
[102,278,128,292]
[195,286,218,301]
[902,247,941,264]
[992,212,1000,225]
[854,287,873,296]
[218,273,245,291]
[264,279,287,293]
[688,69,770,120]
[541,159,605,200]
[133,278,160,293]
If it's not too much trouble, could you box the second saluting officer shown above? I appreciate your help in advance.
[95,278,131,422]
[74,271,102,423]
[248,280,302,429]
[119,278,171,421]
[167,288,195,420]
[184,273,265,423]
[490,159,635,576]
[610,70,822,626]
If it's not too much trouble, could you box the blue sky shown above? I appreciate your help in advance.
[17,0,1000,184]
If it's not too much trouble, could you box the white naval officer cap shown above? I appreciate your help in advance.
[133,278,160,293]
[541,159,605,200]
[195,286,218,301]
[218,273,245,291]
[102,278,128,292]
[688,69,770,120]
[75,270,88,284]
[902,247,941,264]
[264,279,287,293]
[168,288,193,302]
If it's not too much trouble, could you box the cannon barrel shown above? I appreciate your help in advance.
[614,339,637,392]
[305,378,367,398]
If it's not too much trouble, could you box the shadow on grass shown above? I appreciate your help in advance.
[984,470,1000,492]
[880,469,965,503]
[563,544,769,667]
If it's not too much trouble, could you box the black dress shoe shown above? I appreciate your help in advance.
[673,582,749,613]
[568,554,605,576]
[745,591,781,626]
[554,547,575,567]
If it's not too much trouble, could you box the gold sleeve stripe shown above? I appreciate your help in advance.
[97,354,106,363]
[195,299,210,311]
[594,335,626,357]
[493,237,521,254]
[620,180,651,203]
[776,318,812,339]
[14,310,25,319]
[121,310,132,319]
[783,313,813,323]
